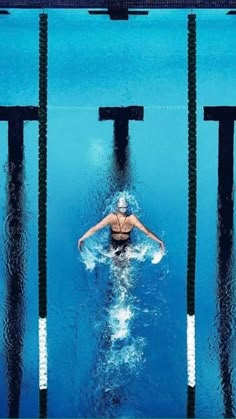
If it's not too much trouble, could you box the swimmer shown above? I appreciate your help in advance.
[78,197,165,256]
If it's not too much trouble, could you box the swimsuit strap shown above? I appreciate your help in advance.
[116,213,127,234]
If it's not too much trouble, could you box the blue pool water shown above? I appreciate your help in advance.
[0,8,236,418]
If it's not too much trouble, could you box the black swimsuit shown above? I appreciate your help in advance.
[110,214,132,255]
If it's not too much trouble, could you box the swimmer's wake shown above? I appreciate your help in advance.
[88,248,147,418]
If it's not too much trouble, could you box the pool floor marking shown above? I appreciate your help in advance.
[39,317,48,390]
[187,314,195,387]
[99,106,144,171]
[88,7,149,20]
[204,106,235,417]
[0,106,38,122]
[0,105,39,417]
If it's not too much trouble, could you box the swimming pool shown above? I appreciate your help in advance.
[0,8,236,418]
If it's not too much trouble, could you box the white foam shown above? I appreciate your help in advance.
[80,241,165,272]
[80,246,96,271]
[151,250,164,264]
[110,306,133,340]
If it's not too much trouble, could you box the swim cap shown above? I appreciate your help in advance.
[117,197,128,213]
[117,197,128,208]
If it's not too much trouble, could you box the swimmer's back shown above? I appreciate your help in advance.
[110,213,134,241]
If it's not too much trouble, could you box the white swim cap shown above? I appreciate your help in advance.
[117,197,128,209]
[116,197,128,213]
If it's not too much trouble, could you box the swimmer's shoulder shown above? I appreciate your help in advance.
[102,213,115,222]
[129,214,140,226]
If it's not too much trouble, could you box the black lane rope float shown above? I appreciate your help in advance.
[38,12,48,419]
[187,13,196,419]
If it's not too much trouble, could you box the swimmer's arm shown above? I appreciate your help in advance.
[131,215,164,249]
[78,214,112,250]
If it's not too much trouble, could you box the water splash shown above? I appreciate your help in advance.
[79,190,165,271]
[80,240,164,272]
[109,305,133,340]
